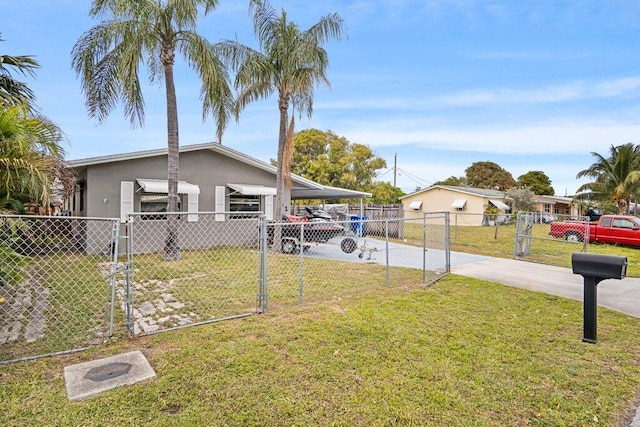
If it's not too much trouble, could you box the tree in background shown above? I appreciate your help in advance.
[505,186,535,213]
[576,143,640,214]
[433,176,467,187]
[290,129,386,192]
[0,105,74,289]
[72,0,234,260]
[0,105,71,211]
[516,171,555,195]
[222,0,345,221]
[0,34,39,109]
[369,182,404,204]
[465,161,516,190]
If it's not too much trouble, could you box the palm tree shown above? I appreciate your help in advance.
[221,0,345,223]
[576,143,640,214]
[0,34,40,109]
[0,105,71,212]
[71,0,234,260]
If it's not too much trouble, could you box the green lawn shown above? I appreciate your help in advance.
[2,276,640,426]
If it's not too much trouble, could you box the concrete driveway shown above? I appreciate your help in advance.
[302,236,640,319]
[301,236,490,272]
[452,256,640,319]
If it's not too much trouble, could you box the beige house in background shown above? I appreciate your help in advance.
[533,195,577,216]
[400,185,511,226]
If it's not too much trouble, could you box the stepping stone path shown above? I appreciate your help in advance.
[1,261,198,350]
[99,263,199,335]
[118,279,198,334]
[0,271,51,345]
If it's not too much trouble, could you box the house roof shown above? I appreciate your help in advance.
[399,185,505,200]
[67,142,371,200]
[533,195,573,204]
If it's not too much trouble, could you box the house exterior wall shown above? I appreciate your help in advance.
[75,150,280,254]
[402,188,490,226]
[69,145,370,254]
[533,196,575,216]
[83,150,277,219]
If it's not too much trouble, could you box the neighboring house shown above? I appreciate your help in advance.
[399,185,510,226]
[66,143,370,253]
[533,195,577,216]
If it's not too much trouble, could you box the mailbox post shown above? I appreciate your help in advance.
[571,253,627,343]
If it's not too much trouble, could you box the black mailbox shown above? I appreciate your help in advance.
[571,252,627,344]
[571,253,627,279]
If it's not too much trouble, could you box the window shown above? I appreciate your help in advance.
[125,179,199,223]
[73,181,85,214]
[229,195,260,218]
[613,218,635,229]
[409,200,423,210]
[140,193,181,220]
[451,199,467,211]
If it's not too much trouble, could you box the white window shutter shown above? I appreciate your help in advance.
[215,185,226,222]
[265,195,274,220]
[187,193,199,222]
[120,181,134,223]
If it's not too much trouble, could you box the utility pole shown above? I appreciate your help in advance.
[393,153,397,187]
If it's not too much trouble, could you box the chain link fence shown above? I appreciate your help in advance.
[514,212,589,266]
[125,212,260,336]
[1,211,451,362]
[0,215,119,364]
[261,213,450,311]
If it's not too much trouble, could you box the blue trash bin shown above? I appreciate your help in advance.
[350,215,367,237]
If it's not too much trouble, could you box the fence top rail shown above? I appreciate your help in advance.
[126,211,264,217]
[0,214,119,221]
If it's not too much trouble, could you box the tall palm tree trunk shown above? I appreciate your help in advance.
[272,98,290,251]
[163,52,180,260]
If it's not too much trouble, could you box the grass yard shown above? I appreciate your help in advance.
[0,253,111,362]
[2,275,640,426]
[1,247,429,363]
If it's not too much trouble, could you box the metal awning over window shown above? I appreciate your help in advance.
[409,200,423,210]
[228,183,277,196]
[451,199,467,209]
[489,199,510,211]
[136,179,200,195]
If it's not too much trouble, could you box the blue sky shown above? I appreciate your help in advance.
[2,0,640,196]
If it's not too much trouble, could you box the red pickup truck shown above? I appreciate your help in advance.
[549,215,640,246]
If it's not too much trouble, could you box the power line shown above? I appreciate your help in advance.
[396,167,433,188]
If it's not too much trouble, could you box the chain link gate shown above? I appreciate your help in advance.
[258,212,450,312]
[124,212,260,336]
[0,215,120,364]
[514,212,589,264]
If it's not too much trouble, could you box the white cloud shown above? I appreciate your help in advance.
[318,76,640,110]
[341,121,640,155]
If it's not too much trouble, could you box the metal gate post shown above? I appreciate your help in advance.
[108,220,119,337]
[297,223,305,305]
[259,216,269,313]
[512,213,520,258]
[422,213,427,283]
[124,216,134,334]
[385,219,390,287]
[444,212,451,274]
[514,212,533,258]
